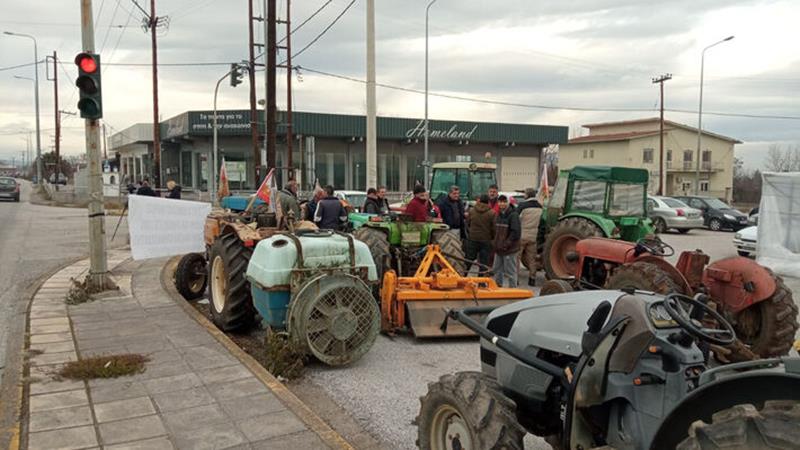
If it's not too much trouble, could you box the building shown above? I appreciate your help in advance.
[0,165,16,177]
[109,110,568,192]
[558,118,740,201]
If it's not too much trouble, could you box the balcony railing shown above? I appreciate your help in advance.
[665,161,723,172]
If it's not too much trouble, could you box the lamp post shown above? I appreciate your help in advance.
[4,31,42,185]
[695,35,734,195]
[423,0,438,188]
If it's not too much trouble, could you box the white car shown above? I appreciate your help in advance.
[335,190,367,212]
[733,226,757,257]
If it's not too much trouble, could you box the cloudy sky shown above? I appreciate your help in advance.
[1,0,798,170]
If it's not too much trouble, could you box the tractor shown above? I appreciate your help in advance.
[429,161,498,204]
[418,292,800,450]
[540,236,799,363]
[542,166,655,279]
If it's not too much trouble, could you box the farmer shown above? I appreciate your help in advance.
[465,194,495,274]
[405,185,433,222]
[278,179,301,227]
[516,188,543,286]
[363,188,383,214]
[314,185,348,230]
[436,185,466,239]
[493,195,521,287]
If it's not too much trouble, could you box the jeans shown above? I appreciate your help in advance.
[493,251,519,287]
[466,240,493,274]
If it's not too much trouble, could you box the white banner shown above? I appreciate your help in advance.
[128,195,211,260]
[757,172,800,278]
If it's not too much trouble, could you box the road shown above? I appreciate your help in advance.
[0,180,127,383]
[298,227,800,449]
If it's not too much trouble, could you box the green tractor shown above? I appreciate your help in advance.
[542,166,654,279]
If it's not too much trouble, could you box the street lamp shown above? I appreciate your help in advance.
[695,35,734,195]
[4,31,42,186]
[423,0,438,188]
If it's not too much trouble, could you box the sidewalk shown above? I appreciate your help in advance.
[21,249,351,450]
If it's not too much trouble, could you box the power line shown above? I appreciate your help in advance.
[290,0,356,61]
[100,0,123,54]
[0,60,44,72]
[279,0,332,45]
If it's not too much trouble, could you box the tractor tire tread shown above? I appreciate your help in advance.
[606,261,684,295]
[208,233,255,331]
[543,217,603,279]
[416,372,524,450]
[431,230,466,275]
[744,269,799,358]
[353,227,391,299]
[175,252,207,300]
[677,400,800,449]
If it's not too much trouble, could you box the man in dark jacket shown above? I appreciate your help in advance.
[377,186,391,214]
[493,195,521,287]
[363,188,383,214]
[466,194,495,274]
[313,185,348,230]
[136,180,158,197]
[436,185,465,238]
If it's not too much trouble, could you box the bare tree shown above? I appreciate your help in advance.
[764,144,800,172]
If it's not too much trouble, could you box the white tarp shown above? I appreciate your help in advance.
[128,195,211,260]
[757,172,800,278]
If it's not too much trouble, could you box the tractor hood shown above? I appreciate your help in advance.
[486,290,626,357]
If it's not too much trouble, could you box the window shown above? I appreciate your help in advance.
[571,180,606,212]
[702,150,712,170]
[683,150,694,170]
[610,184,645,216]
[663,197,688,208]
[647,198,657,211]
[681,182,692,193]
[700,181,709,192]
[548,177,568,208]
[666,149,672,161]
[589,149,595,159]
[643,148,654,164]
[583,149,588,159]
[689,198,705,209]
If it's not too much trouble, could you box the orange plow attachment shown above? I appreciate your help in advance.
[380,245,533,337]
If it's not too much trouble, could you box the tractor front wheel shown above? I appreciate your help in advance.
[540,279,574,296]
[543,218,603,279]
[605,261,684,295]
[677,401,800,449]
[207,233,255,331]
[732,271,798,359]
[431,230,466,275]
[175,252,207,300]
[353,227,391,299]
[416,371,524,450]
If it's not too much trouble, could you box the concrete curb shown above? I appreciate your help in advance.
[159,256,356,450]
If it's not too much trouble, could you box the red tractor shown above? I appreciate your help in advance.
[541,237,798,362]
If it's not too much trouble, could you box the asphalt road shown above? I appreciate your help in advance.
[0,181,128,382]
[299,227,800,450]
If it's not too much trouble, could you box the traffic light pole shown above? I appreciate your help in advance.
[80,0,110,291]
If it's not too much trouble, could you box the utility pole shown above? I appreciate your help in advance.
[247,0,261,184]
[102,122,108,160]
[266,0,277,172]
[652,73,671,196]
[80,0,110,290]
[284,0,293,180]
[46,51,62,184]
[365,0,377,190]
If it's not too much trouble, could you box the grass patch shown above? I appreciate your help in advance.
[65,277,104,305]
[57,353,150,380]
[263,329,306,380]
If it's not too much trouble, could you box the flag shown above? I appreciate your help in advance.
[256,168,275,204]
[217,157,230,200]
[539,162,550,201]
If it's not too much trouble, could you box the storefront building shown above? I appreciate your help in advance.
[109,110,568,192]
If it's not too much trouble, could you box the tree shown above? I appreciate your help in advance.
[764,144,800,172]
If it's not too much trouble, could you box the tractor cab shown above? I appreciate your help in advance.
[429,162,497,203]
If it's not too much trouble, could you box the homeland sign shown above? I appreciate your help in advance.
[404,119,478,141]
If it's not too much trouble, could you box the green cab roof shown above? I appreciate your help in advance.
[565,166,649,184]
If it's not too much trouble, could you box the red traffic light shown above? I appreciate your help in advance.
[75,53,98,73]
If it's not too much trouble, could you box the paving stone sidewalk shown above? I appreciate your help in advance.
[23,250,333,450]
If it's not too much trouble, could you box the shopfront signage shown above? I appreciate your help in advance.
[405,119,478,141]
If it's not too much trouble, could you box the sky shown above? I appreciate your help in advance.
[1,0,798,171]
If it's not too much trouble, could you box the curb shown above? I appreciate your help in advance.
[159,256,355,450]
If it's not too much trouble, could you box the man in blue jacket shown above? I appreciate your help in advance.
[435,185,466,239]
[313,185,348,230]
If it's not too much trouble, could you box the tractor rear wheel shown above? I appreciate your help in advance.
[416,371,524,450]
[353,227,391,299]
[677,401,800,449]
[606,261,684,294]
[175,252,207,300]
[543,218,603,279]
[431,230,466,275]
[732,271,798,359]
[540,279,574,296]
[207,233,255,331]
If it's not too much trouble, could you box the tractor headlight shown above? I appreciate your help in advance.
[724,214,735,220]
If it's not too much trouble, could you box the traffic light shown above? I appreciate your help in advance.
[74,52,102,120]
[230,63,243,87]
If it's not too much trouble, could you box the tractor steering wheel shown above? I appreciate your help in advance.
[636,237,674,257]
[662,293,736,346]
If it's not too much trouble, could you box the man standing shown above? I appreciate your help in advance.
[377,186,391,214]
[136,180,158,197]
[363,188,382,214]
[278,179,301,227]
[517,188,543,286]
[487,184,500,213]
[493,195,521,287]
[314,185,348,230]
[404,185,432,222]
[436,185,465,238]
[466,194,495,274]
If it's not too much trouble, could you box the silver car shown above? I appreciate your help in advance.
[647,196,704,234]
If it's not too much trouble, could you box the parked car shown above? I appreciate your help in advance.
[0,177,20,202]
[748,206,759,225]
[499,191,524,205]
[673,195,749,231]
[733,225,757,257]
[646,196,704,234]
[335,190,368,212]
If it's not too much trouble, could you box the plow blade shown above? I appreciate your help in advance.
[406,299,524,338]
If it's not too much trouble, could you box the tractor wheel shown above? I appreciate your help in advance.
[732,271,798,359]
[207,233,255,331]
[175,252,207,300]
[654,217,668,234]
[540,279,574,296]
[431,230,466,275]
[353,227,391,299]
[416,371,524,450]
[677,401,800,449]
[606,261,684,295]
[543,218,603,279]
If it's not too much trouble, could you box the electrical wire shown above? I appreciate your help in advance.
[0,60,44,72]
[289,0,356,61]
[100,0,123,54]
